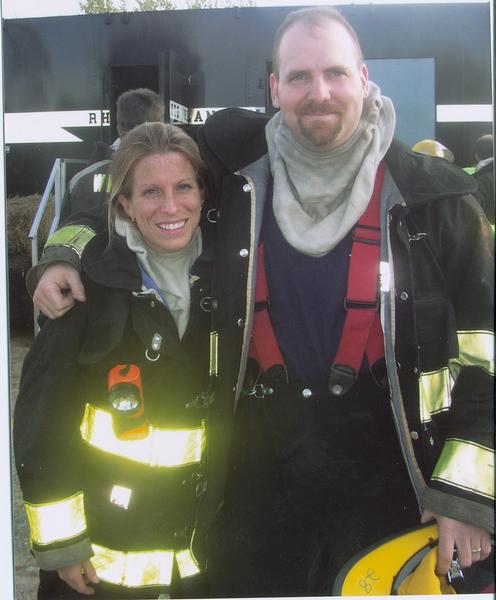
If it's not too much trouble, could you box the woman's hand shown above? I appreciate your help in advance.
[57,559,100,595]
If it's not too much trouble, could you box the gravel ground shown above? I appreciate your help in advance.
[9,327,39,600]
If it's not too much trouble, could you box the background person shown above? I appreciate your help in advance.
[411,138,455,163]
[29,6,494,596]
[59,88,165,223]
[15,122,215,599]
[471,133,494,223]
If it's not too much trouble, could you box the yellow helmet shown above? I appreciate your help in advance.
[412,139,455,163]
[332,523,458,595]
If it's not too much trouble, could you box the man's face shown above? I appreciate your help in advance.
[270,20,368,152]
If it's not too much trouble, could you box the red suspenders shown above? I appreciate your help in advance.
[249,162,386,396]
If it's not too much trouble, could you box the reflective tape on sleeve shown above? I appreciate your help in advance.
[44,225,96,258]
[450,330,495,376]
[431,438,494,500]
[24,492,87,545]
[80,404,205,467]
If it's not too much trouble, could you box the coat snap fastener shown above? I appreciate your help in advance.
[200,296,215,312]
[400,291,409,301]
[237,318,244,327]
[410,430,419,440]
[239,248,249,258]
[242,183,252,192]
[302,388,312,398]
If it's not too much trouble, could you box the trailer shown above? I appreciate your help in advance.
[2,2,493,196]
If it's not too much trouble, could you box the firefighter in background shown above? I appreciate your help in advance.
[28,6,494,597]
[471,134,494,224]
[14,122,215,599]
[57,88,165,223]
[411,138,455,163]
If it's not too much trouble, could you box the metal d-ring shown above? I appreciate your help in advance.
[207,208,218,223]
[145,348,160,362]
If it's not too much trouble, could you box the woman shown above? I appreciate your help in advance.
[14,122,215,599]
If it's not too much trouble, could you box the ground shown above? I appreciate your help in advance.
[10,326,39,600]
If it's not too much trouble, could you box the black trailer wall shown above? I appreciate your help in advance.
[3,3,492,196]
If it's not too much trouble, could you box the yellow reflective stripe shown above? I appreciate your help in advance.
[44,225,96,258]
[210,330,218,377]
[432,438,494,500]
[80,404,204,467]
[91,545,200,587]
[91,544,174,587]
[176,548,200,578]
[25,492,87,546]
[450,330,495,375]
[418,368,452,423]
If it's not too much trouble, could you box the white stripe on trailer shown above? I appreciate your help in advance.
[5,110,110,143]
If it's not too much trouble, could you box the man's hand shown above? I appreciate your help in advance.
[421,509,492,575]
[57,559,99,595]
[33,263,86,319]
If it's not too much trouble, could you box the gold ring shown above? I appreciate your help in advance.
[471,547,482,553]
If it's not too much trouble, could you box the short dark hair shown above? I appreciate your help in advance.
[272,6,364,77]
[474,134,493,161]
[116,88,165,137]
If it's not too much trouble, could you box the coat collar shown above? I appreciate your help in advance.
[81,230,215,292]
[82,232,141,291]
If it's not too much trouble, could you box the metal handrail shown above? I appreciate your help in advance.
[28,157,86,265]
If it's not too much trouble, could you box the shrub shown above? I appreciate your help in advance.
[7,194,56,331]
[7,194,55,258]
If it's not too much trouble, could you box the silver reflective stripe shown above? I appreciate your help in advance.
[418,368,453,423]
[176,548,200,578]
[91,544,174,587]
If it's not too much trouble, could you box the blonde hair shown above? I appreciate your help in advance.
[108,121,209,232]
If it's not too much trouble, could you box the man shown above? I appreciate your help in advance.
[471,133,494,223]
[58,87,165,222]
[29,7,493,596]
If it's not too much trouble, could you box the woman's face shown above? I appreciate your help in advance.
[118,152,203,253]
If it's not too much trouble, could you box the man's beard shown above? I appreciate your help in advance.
[297,101,343,148]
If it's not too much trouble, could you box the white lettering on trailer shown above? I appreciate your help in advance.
[4,110,110,144]
[169,101,189,125]
[189,107,265,125]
